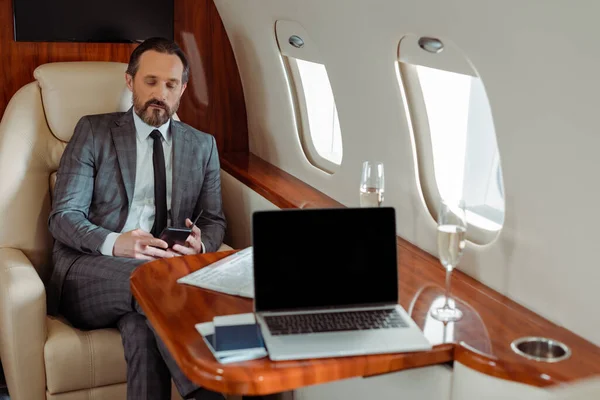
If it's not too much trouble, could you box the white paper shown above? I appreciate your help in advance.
[196,321,215,337]
[177,247,254,298]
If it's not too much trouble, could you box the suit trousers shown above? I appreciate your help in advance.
[58,252,221,400]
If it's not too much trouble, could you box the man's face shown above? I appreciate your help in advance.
[126,50,187,127]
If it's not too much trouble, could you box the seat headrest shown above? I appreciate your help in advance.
[34,62,132,142]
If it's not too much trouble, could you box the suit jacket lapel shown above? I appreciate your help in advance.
[111,110,137,209]
[171,121,193,226]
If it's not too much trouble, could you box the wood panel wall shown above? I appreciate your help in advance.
[175,0,248,153]
[0,0,248,154]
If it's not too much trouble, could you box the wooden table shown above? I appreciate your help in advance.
[130,244,600,396]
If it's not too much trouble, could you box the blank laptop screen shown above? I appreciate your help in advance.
[252,207,398,313]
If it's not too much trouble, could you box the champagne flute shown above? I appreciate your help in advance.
[431,199,467,322]
[359,161,384,207]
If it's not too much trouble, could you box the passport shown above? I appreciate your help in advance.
[214,323,265,354]
[196,313,268,364]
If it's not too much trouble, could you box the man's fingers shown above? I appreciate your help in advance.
[185,219,201,236]
[145,246,175,258]
[185,234,197,245]
[152,239,169,249]
[191,225,201,236]
[167,249,183,257]
[172,244,195,255]
[137,242,174,258]
[140,238,168,249]
[135,253,156,261]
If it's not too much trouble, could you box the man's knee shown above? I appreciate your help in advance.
[117,313,155,350]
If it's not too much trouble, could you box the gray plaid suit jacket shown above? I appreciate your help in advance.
[46,108,226,316]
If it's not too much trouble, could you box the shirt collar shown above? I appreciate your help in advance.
[132,109,171,144]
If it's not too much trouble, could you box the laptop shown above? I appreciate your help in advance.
[251,207,432,361]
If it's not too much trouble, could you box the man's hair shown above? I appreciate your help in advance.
[126,37,190,84]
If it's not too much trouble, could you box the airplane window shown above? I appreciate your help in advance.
[416,65,504,230]
[274,21,342,173]
[287,58,343,171]
[397,60,505,238]
[416,66,470,204]
[295,59,342,166]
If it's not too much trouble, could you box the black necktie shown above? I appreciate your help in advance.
[150,130,167,237]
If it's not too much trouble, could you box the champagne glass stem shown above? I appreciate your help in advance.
[443,266,453,309]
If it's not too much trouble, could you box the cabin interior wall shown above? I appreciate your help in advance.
[214,0,600,346]
[0,0,248,155]
[451,362,546,400]
[220,170,279,249]
[295,365,452,400]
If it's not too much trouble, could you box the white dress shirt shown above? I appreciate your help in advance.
[99,112,203,255]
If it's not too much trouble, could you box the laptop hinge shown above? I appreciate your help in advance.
[257,302,398,314]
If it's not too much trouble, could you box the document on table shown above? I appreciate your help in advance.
[177,246,254,298]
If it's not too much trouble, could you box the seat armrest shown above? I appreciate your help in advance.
[0,248,47,400]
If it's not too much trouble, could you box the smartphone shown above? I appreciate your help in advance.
[157,211,203,248]
[158,227,192,248]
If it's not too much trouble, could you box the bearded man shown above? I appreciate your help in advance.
[47,37,227,400]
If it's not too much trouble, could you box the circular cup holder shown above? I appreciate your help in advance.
[511,336,571,363]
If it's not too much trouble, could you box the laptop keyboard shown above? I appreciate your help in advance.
[264,309,408,336]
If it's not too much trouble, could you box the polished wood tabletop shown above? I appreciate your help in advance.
[131,242,600,396]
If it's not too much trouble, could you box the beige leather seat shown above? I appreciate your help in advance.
[0,62,232,400]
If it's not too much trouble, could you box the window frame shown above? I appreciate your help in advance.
[397,61,502,244]
[274,20,343,175]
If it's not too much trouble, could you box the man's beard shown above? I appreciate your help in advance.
[133,93,179,127]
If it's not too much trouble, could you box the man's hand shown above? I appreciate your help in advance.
[169,218,203,256]
[113,229,174,260]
